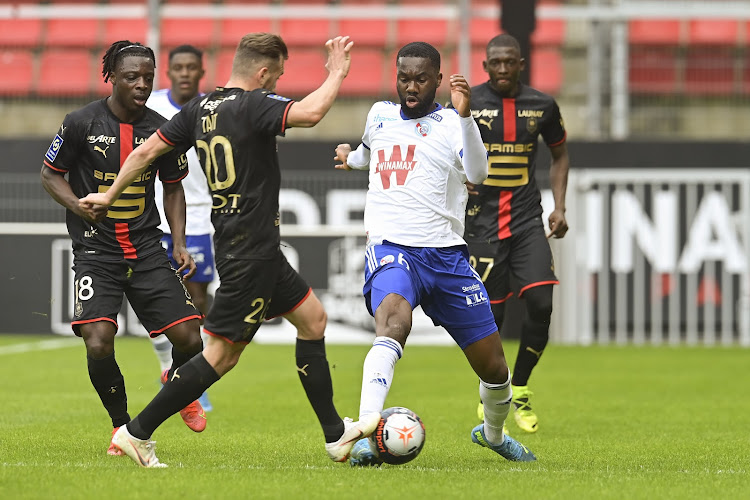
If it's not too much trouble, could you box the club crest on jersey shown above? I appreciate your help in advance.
[380,255,395,266]
[415,121,431,137]
[45,134,64,162]
[527,117,538,134]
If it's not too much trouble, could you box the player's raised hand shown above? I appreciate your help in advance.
[325,36,354,78]
[334,143,353,170]
[173,246,197,280]
[78,193,111,223]
[449,74,472,117]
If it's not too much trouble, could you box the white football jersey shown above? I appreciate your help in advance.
[347,101,474,248]
[147,89,212,235]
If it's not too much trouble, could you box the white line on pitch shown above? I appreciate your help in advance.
[0,338,79,356]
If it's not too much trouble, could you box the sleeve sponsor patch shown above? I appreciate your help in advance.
[45,134,64,163]
[266,93,292,102]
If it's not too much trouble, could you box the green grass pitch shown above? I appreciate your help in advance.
[0,334,748,499]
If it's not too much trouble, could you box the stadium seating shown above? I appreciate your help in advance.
[337,18,389,47]
[215,49,236,85]
[531,18,565,47]
[0,19,42,48]
[628,19,683,45]
[274,48,327,96]
[340,48,386,96]
[530,47,562,95]
[688,19,739,45]
[160,18,216,48]
[279,18,332,47]
[684,47,734,95]
[37,49,93,96]
[395,18,454,48]
[44,18,101,48]
[0,50,34,96]
[470,17,501,47]
[102,19,149,47]
[218,18,274,47]
[629,47,680,95]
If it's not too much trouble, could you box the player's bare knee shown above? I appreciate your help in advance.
[164,320,202,354]
[80,324,115,358]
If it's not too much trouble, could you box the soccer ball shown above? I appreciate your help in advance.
[368,406,425,465]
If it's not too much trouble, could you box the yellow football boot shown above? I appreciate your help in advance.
[511,385,539,433]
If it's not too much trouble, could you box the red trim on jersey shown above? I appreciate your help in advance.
[266,287,312,319]
[547,131,567,148]
[502,98,516,142]
[203,327,251,345]
[497,191,513,239]
[162,169,189,183]
[43,160,68,173]
[149,314,203,336]
[156,129,176,146]
[115,222,137,259]
[71,317,118,329]
[490,292,514,304]
[119,123,133,168]
[518,280,559,297]
[280,101,294,133]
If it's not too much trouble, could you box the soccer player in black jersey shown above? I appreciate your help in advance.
[468,34,570,433]
[40,40,208,456]
[80,33,376,468]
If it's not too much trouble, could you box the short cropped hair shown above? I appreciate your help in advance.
[396,41,441,71]
[232,33,289,78]
[169,44,203,63]
[486,33,521,54]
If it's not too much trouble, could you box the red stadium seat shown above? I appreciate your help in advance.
[684,47,734,95]
[279,19,331,47]
[102,19,148,47]
[0,19,42,48]
[274,48,327,97]
[532,18,565,47]
[215,49,235,85]
[629,19,683,45]
[628,46,680,95]
[160,18,216,48]
[470,18,501,47]
[688,19,739,45]
[530,47,562,95]
[0,50,34,96]
[218,18,273,47]
[37,49,93,96]
[44,19,101,48]
[340,49,385,96]
[338,18,389,47]
[395,19,454,48]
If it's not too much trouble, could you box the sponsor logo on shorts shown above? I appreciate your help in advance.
[462,284,481,292]
[465,291,488,307]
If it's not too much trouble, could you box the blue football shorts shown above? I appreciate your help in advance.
[161,233,215,283]
[363,240,498,349]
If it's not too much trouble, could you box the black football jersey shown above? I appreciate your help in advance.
[157,87,294,260]
[43,99,188,261]
[466,83,566,242]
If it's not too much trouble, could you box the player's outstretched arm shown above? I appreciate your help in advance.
[163,180,196,279]
[41,166,107,224]
[79,133,172,218]
[286,36,354,128]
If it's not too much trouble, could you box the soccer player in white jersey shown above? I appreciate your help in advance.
[147,45,213,411]
[335,42,536,464]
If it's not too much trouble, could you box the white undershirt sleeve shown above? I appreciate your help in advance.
[460,115,489,184]
[346,142,371,170]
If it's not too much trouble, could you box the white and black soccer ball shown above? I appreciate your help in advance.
[368,406,425,465]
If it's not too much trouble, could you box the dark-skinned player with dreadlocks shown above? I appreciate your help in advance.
[40,40,208,457]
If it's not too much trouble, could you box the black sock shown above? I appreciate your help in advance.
[511,320,549,386]
[296,338,344,443]
[127,353,219,439]
[87,353,129,428]
[168,345,197,376]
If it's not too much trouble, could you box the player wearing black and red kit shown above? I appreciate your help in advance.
[467,34,570,433]
[80,34,376,468]
[41,41,207,455]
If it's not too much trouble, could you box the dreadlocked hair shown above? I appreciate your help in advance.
[102,40,155,83]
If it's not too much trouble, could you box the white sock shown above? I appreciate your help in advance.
[200,331,209,349]
[479,370,512,445]
[359,337,403,420]
[150,335,173,373]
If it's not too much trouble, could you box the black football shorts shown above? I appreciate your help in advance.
[71,250,202,336]
[467,220,558,301]
[204,250,310,343]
